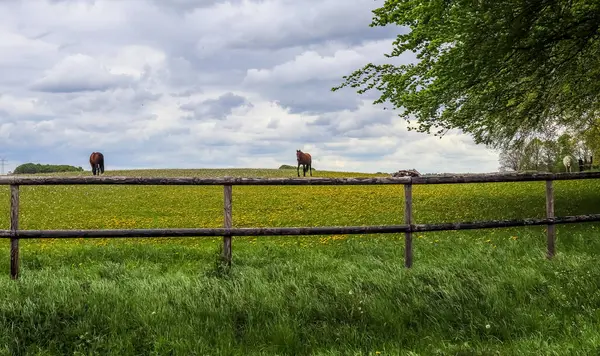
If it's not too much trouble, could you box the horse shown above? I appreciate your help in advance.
[89,152,105,176]
[562,155,573,173]
[296,149,312,177]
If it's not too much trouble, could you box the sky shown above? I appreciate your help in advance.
[0,0,500,174]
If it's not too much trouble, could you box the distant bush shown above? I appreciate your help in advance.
[278,164,316,171]
[278,165,295,169]
[13,163,84,174]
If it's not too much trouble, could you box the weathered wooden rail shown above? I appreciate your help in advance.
[2,171,600,280]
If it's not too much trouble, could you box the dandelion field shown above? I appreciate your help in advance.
[0,168,600,355]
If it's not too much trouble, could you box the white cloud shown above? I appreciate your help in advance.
[0,28,59,67]
[186,0,400,52]
[30,53,136,92]
[0,0,500,175]
[0,94,50,118]
[244,40,413,85]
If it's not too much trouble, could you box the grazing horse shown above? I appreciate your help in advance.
[89,152,105,176]
[296,149,312,177]
[563,155,573,173]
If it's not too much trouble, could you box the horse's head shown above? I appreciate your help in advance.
[296,149,302,160]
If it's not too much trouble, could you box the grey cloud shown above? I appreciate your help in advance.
[245,79,362,115]
[305,104,396,138]
[267,118,279,129]
[148,0,243,12]
[30,53,136,93]
[181,92,253,120]
[1,113,56,123]
[45,88,162,117]
[30,76,131,93]
[170,87,204,98]
[186,1,401,52]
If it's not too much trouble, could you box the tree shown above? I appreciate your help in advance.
[575,117,600,163]
[522,138,545,171]
[498,134,571,172]
[13,163,84,174]
[557,133,576,159]
[331,0,600,149]
[498,144,525,172]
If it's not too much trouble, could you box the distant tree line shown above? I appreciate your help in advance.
[13,163,84,174]
[498,126,598,173]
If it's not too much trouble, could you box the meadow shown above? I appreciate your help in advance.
[0,167,599,355]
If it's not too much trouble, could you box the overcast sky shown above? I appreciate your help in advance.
[0,0,500,174]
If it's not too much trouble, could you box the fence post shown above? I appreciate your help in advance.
[545,179,555,259]
[223,184,233,265]
[404,183,413,268]
[10,184,19,279]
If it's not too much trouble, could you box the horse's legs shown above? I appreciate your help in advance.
[297,162,301,177]
[303,164,307,177]
[92,165,96,176]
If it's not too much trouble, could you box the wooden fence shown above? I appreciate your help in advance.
[2,172,600,280]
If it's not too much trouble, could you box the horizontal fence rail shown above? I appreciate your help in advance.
[2,214,600,238]
[3,172,600,279]
[2,171,600,185]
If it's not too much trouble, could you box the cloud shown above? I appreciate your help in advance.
[181,92,253,120]
[244,40,411,85]
[30,54,136,92]
[242,39,416,114]
[186,0,403,53]
[0,0,499,175]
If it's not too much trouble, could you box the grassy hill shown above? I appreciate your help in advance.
[21,167,389,178]
[0,168,599,355]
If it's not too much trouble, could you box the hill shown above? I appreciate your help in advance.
[24,167,386,178]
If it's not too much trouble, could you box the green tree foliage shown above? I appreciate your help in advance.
[13,163,84,174]
[575,117,600,160]
[331,0,600,148]
[498,132,596,172]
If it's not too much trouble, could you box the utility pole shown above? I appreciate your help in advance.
[0,157,6,175]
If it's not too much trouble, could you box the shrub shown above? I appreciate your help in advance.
[13,163,84,174]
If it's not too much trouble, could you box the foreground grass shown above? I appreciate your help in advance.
[0,168,599,354]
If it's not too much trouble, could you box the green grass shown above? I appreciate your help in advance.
[0,168,600,355]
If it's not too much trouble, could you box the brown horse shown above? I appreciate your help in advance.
[296,149,312,177]
[89,152,105,176]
